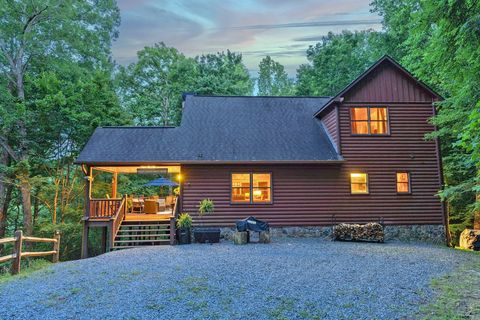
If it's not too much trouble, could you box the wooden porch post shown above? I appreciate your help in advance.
[84,167,92,219]
[111,172,118,199]
[81,166,91,259]
[101,227,107,253]
[81,221,89,259]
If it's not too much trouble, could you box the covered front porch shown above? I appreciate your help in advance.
[81,164,182,258]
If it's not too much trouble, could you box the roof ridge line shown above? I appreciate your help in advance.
[190,95,333,99]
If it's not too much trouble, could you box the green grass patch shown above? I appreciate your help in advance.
[0,259,53,283]
[419,251,480,319]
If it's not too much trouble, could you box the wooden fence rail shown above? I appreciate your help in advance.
[0,230,61,275]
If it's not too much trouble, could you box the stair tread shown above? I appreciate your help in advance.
[114,239,170,243]
[111,244,169,250]
[116,234,169,238]
[118,228,169,232]
[121,224,170,228]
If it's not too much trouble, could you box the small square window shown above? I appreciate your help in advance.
[351,107,389,135]
[396,172,410,193]
[351,173,369,194]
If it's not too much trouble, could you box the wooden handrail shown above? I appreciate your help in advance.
[110,195,127,248]
[173,196,180,219]
[170,197,180,245]
[0,254,16,263]
[22,236,58,243]
[0,237,16,245]
[0,230,61,275]
[22,251,58,258]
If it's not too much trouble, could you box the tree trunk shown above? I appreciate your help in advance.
[0,150,10,254]
[474,193,480,230]
[20,182,32,235]
[0,185,13,255]
[15,61,33,236]
[53,177,60,225]
[33,188,39,228]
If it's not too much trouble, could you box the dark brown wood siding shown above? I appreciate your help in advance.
[180,61,443,228]
[344,61,434,103]
[321,107,339,150]
[182,164,349,227]
[337,102,443,225]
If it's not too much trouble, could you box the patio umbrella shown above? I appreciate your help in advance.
[144,177,179,187]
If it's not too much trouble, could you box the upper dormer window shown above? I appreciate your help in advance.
[351,107,389,135]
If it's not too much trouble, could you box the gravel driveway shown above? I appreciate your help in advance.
[0,238,476,320]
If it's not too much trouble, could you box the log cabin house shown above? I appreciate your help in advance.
[76,55,447,257]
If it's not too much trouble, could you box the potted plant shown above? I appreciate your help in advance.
[176,213,192,244]
[173,187,180,197]
[193,199,220,243]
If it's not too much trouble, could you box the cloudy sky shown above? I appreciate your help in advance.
[113,0,382,77]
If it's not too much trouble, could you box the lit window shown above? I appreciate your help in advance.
[351,173,369,194]
[396,172,410,193]
[231,174,250,203]
[351,107,388,135]
[231,173,272,203]
[252,173,271,203]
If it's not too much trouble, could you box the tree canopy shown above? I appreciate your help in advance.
[0,0,479,259]
[257,56,294,96]
[296,30,386,96]
[116,43,197,126]
[194,50,253,96]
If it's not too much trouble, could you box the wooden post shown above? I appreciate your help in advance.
[101,227,107,253]
[84,167,92,219]
[11,230,22,275]
[52,231,61,263]
[109,223,115,251]
[81,221,89,259]
[111,172,118,199]
[170,217,175,245]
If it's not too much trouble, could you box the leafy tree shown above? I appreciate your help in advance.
[0,0,120,250]
[0,0,120,239]
[257,56,294,96]
[116,43,198,126]
[194,50,253,95]
[296,31,385,96]
[371,0,480,238]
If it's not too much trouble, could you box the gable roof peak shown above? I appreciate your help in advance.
[313,55,442,117]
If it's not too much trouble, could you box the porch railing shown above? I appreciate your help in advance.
[110,196,127,247]
[89,198,123,219]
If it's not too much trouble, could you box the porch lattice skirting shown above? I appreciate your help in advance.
[220,224,446,245]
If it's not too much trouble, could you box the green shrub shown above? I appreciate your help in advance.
[177,213,193,229]
[198,199,214,216]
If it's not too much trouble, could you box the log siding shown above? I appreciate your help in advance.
[321,107,339,150]
[181,61,443,228]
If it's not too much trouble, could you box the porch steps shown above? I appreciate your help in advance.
[111,220,172,250]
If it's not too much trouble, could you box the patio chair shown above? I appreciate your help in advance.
[144,200,158,214]
[131,199,144,213]
[165,195,174,208]
[157,198,166,212]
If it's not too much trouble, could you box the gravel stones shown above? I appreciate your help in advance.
[0,238,475,320]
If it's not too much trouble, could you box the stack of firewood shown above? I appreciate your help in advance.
[459,229,480,251]
[333,222,384,243]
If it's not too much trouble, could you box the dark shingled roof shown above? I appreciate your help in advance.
[75,95,342,164]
